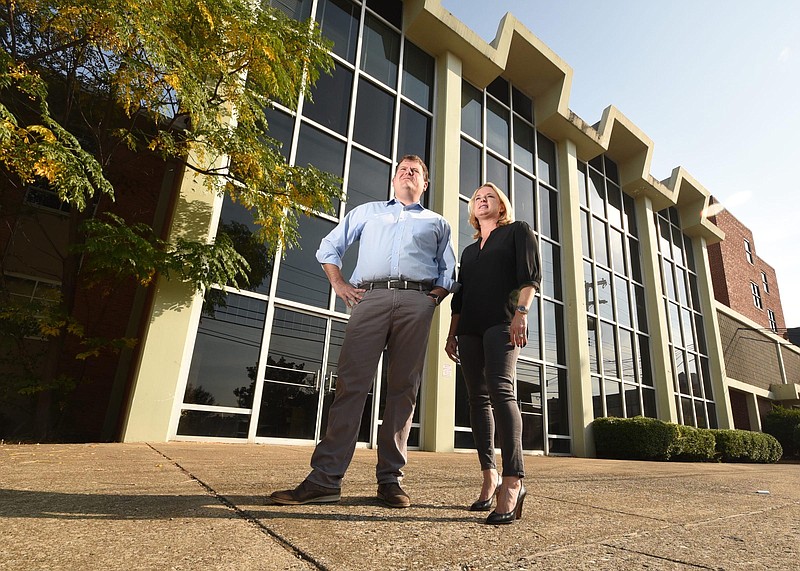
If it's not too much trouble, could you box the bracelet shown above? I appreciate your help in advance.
[447,335,456,340]
[426,292,441,305]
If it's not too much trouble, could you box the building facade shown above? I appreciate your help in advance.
[116,0,799,455]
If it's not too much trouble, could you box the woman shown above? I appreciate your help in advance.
[445,182,540,525]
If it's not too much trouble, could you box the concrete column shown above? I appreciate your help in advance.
[421,51,462,452]
[636,198,678,422]
[692,237,734,429]
[121,161,224,442]
[557,140,594,457]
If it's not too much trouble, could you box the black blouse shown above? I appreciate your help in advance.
[451,221,541,336]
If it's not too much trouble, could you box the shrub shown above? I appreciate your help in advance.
[592,416,782,463]
[592,416,676,460]
[667,425,716,461]
[711,429,782,463]
[762,407,800,457]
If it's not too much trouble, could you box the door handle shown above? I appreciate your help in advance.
[326,372,337,392]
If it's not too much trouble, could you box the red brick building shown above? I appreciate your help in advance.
[707,201,785,334]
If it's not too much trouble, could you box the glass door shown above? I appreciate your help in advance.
[256,308,326,440]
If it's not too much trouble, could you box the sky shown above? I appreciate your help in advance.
[440,0,800,326]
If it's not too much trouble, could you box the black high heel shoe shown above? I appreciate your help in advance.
[469,487,496,511]
[485,485,526,525]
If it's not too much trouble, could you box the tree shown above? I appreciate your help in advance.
[0,0,340,439]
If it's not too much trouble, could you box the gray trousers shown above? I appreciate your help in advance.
[308,288,436,488]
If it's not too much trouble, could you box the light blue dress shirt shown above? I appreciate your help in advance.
[316,198,457,291]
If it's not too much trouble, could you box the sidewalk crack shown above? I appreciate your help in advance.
[147,443,330,571]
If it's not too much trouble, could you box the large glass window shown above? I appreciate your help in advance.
[581,155,655,420]
[655,207,716,428]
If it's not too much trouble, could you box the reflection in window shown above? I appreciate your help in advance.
[302,64,353,135]
[486,98,509,157]
[316,0,359,63]
[269,0,312,20]
[402,41,434,110]
[517,360,544,451]
[457,199,473,258]
[216,195,274,294]
[354,78,394,156]
[486,76,509,105]
[360,13,399,88]
[346,148,391,212]
[580,155,653,419]
[459,139,481,198]
[398,103,431,164]
[546,368,568,436]
[461,82,482,141]
[276,215,335,308]
[536,133,557,187]
[184,293,266,410]
[456,78,567,454]
[368,0,402,28]
[486,154,509,194]
[257,308,326,439]
[655,207,715,428]
[513,116,535,174]
[263,107,295,159]
[512,86,533,123]
[513,170,535,229]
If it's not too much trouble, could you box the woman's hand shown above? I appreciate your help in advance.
[510,312,527,347]
[445,336,459,363]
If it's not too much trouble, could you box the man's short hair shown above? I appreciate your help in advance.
[396,154,429,182]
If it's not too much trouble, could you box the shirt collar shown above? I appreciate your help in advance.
[388,197,425,211]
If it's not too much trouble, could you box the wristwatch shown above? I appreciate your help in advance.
[427,293,441,305]
[515,305,529,314]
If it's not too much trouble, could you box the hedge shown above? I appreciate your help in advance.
[711,429,782,463]
[667,424,716,462]
[592,416,782,463]
[592,416,676,460]
[761,407,800,457]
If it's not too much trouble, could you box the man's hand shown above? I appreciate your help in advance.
[333,281,365,309]
[321,264,364,308]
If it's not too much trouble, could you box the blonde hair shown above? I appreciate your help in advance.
[468,182,514,238]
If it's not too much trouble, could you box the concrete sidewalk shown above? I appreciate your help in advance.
[1,442,798,570]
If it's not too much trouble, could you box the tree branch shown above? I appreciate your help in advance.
[21,36,91,65]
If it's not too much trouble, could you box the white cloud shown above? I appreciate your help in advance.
[779,47,791,62]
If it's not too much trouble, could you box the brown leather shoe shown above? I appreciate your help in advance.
[270,479,341,505]
[377,482,411,508]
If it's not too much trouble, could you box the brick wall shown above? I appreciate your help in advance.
[708,207,786,332]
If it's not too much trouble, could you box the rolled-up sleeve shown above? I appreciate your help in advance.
[515,221,541,291]
[316,209,360,268]
[434,219,457,291]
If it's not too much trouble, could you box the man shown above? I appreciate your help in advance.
[270,155,456,508]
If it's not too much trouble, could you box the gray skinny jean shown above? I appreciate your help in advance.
[457,323,525,478]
